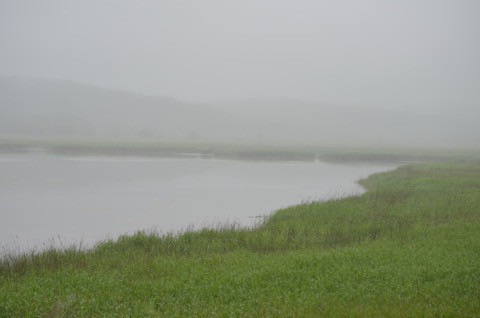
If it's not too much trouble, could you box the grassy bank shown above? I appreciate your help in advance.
[1,163,480,316]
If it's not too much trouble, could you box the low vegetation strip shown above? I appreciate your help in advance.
[1,163,480,317]
[2,138,480,163]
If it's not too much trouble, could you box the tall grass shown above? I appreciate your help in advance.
[1,163,480,316]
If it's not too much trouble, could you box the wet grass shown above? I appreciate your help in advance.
[1,163,480,316]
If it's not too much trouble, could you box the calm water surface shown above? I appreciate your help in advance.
[0,153,394,253]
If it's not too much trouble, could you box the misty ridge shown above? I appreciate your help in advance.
[0,76,478,149]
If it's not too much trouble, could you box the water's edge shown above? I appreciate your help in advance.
[0,153,397,256]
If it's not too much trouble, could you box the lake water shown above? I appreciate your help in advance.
[0,153,394,254]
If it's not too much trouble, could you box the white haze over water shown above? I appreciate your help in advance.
[1,0,479,116]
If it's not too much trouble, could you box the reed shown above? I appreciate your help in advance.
[1,163,479,317]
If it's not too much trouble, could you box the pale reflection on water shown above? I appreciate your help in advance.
[0,154,394,254]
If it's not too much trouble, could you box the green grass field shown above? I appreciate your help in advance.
[1,163,480,317]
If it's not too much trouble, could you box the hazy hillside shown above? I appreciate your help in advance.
[0,77,478,148]
[0,76,255,141]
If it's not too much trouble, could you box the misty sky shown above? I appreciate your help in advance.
[1,0,479,112]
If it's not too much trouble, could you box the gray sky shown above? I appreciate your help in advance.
[1,0,479,112]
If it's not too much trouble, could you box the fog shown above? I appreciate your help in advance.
[1,0,479,148]
[1,1,479,255]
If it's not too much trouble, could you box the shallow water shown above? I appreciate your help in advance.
[0,153,394,254]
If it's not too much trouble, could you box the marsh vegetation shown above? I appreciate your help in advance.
[1,1,479,316]
[1,163,479,316]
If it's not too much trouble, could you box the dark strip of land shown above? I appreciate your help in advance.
[1,138,479,163]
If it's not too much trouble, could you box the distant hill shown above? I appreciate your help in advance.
[0,76,478,148]
[0,76,255,141]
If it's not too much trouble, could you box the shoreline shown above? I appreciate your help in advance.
[0,154,395,257]
[1,162,479,316]
[2,138,476,164]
